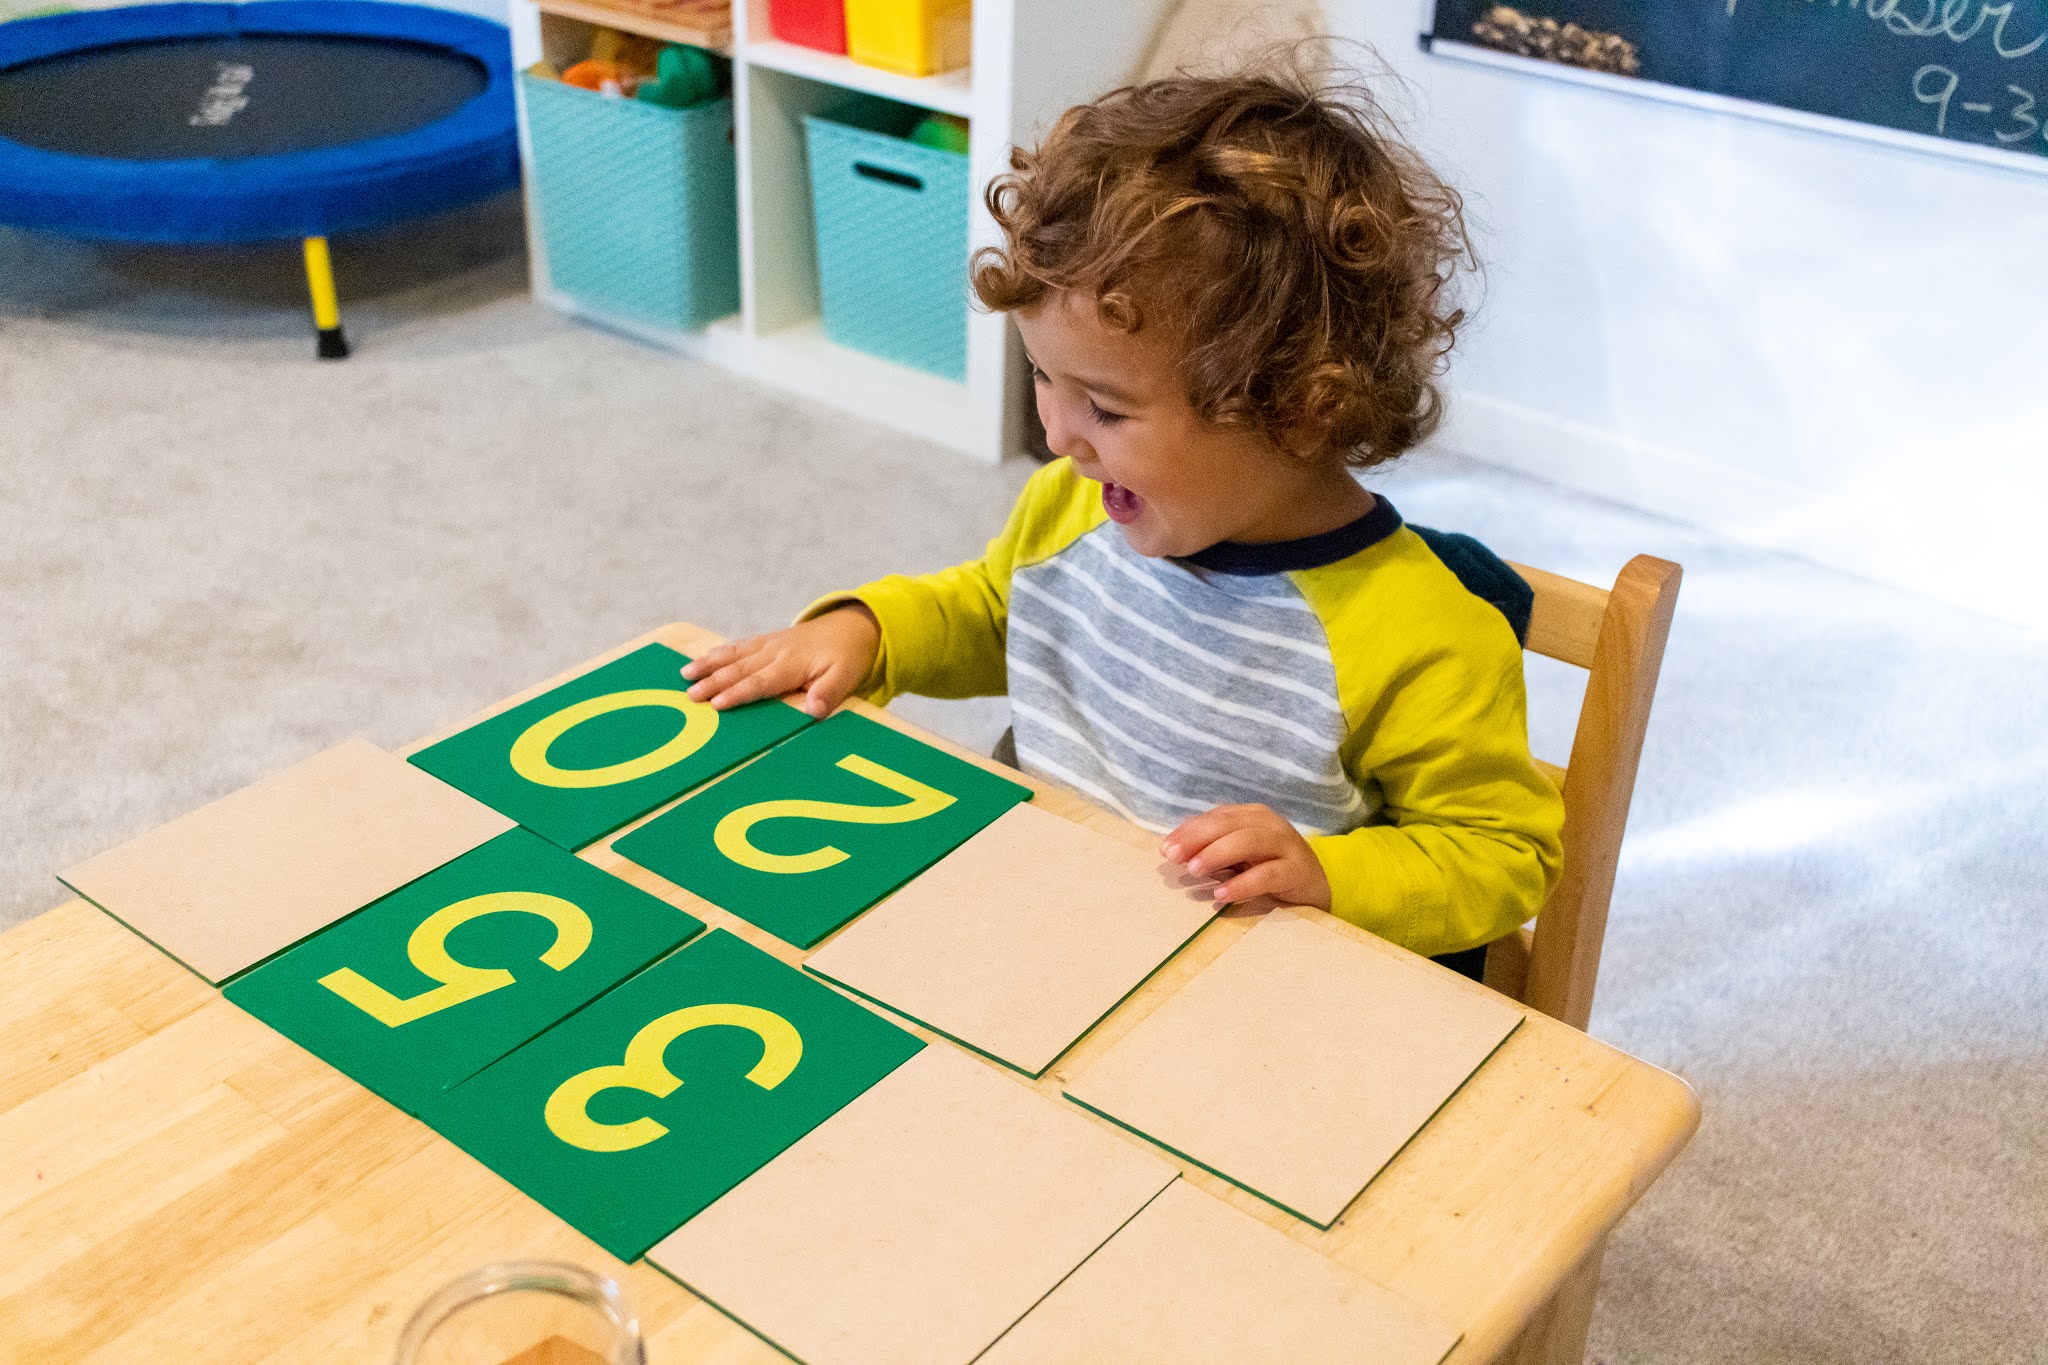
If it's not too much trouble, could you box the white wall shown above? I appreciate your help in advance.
[1331,1,2048,632]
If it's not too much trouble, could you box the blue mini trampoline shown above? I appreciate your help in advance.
[0,2,519,356]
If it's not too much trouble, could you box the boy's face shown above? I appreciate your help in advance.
[1016,289,1336,558]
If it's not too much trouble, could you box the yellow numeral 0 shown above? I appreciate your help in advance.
[509,689,719,789]
[319,892,594,1027]
[544,1004,803,1153]
[713,755,956,875]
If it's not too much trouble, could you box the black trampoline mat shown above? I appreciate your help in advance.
[0,34,487,161]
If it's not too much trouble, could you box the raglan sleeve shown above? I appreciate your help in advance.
[794,460,1080,706]
[1303,623,1565,959]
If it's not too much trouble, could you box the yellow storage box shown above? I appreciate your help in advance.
[845,0,971,77]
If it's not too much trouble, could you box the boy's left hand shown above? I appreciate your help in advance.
[1160,804,1332,910]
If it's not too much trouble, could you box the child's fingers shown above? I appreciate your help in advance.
[702,660,804,710]
[1180,827,1273,880]
[799,665,856,718]
[1160,808,1242,863]
[1161,805,1267,864]
[679,637,755,681]
[1210,859,1294,906]
[694,650,808,707]
[683,655,765,702]
[680,641,763,688]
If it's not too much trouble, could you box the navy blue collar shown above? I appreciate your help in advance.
[1178,495,1402,575]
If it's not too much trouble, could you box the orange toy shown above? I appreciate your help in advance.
[560,58,625,92]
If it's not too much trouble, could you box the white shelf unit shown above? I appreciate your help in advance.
[507,0,1173,462]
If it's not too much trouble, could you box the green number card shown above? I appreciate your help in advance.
[424,929,923,1261]
[612,710,1034,948]
[408,643,813,850]
[225,829,702,1114]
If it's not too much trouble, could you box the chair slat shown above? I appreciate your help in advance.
[1520,555,1683,1030]
[1510,562,1607,668]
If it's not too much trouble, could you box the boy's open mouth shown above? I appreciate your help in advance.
[1101,482,1143,525]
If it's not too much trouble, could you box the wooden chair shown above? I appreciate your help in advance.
[1486,553,1683,1030]
[1482,553,1684,1365]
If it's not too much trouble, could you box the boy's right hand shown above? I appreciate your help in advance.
[680,605,881,719]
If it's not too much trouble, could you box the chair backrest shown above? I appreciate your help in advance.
[1483,555,1683,1030]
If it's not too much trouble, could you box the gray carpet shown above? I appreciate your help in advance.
[3,202,2042,1363]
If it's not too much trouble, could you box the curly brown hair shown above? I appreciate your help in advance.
[972,70,1473,468]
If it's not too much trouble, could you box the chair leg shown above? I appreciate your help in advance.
[1503,1236,1607,1365]
[302,236,350,360]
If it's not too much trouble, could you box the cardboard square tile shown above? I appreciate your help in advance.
[804,803,1216,1077]
[980,1180,1461,1365]
[408,643,813,850]
[224,829,704,1114]
[59,738,513,983]
[1063,909,1523,1228]
[425,929,923,1261]
[614,709,1033,948]
[648,1045,1177,1365]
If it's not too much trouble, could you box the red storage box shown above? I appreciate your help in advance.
[768,0,846,52]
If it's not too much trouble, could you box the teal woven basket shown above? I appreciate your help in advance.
[521,75,739,333]
[804,102,968,381]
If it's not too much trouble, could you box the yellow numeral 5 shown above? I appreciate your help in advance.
[509,689,720,789]
[318,892,593,1028]
[713,755,956,875]
[544,1004,803,1153]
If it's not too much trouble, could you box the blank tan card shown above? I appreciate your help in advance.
[802,802,1217,1076]
[60,739,514,982]
[1063,908,1523,1228]
[981,1180,1461,1365]
[648,1045,1177,1365]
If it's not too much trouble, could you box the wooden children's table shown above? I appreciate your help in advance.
[0,623,1699,1364]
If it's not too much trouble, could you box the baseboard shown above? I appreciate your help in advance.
[1438,393,2045,635]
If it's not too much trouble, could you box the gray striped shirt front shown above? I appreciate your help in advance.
[1007,522,1372,836]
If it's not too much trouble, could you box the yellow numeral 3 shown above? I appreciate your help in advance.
[318,892,593,1027]
[509,689,720,789]
[712,754,956,875]
[544,1004,803,1152]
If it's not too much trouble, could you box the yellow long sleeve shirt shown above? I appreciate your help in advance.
[804,458,1563,957]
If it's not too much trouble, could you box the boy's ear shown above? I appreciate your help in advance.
[1267,409,1337,464]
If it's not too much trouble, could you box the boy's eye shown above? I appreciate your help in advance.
[1024,359,1123,424]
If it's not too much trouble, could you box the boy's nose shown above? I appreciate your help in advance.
[1038,394,1088,463]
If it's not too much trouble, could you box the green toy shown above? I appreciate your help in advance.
[636,44,724,110]
[908,113,970,154]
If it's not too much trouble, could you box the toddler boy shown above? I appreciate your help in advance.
[684,73,1563,966]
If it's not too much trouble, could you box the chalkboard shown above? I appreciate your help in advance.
[1425,2,2048,170]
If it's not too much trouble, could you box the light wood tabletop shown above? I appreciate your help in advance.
[0,622,1700,1364]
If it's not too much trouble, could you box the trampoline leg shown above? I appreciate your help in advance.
[302,236,350,360]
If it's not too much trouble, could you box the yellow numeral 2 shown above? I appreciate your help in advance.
[544,1004,803,1152]
[509,689,720,789]
[712,754,956,875]
[318,892,593,1027]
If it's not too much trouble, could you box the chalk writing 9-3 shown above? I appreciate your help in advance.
[1913,63,2044,141]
